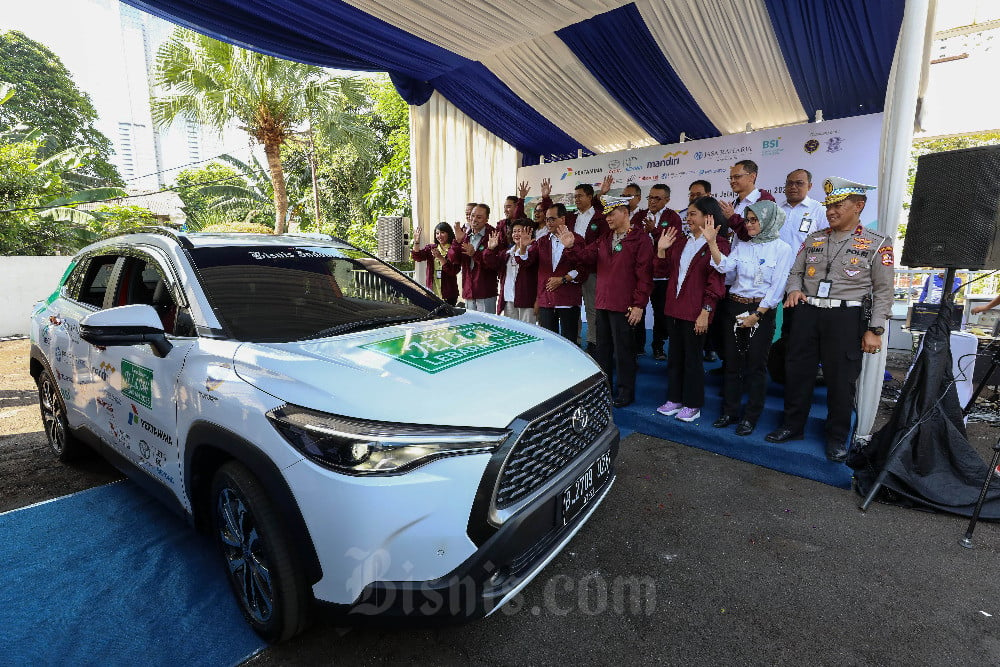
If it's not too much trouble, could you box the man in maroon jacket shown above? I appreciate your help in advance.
[559,196,653,408]
[538,175,612,351]
[449,203,499,313]
[637,183,684,360]
[484,218,537,323]
[516,204,587,341]
[495,181,529,246]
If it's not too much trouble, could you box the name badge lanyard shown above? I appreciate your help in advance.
[818,235,848,298]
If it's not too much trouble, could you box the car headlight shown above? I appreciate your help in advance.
[266,405,510,475]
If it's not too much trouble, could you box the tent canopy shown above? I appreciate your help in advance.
[121,0,905,163]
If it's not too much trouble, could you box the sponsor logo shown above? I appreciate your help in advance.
[761,137,783,157]
[804,139,820,154]
[91,361,116,382]
[826,137,843,153]
[96,398,115,415]
[54,346,66,364]
[121,359,153,409]
[571,406,589,434]
[663,150,687,158]
[198,390,220,403]
[362,323,541,374]
[129,406,173,446]
[55,369,72,383]
[647,156,680,169]
[559,166,604,180]
[607,159,621,169]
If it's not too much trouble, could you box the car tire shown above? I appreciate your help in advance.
[210,460,310,643]
[37,368,86,462]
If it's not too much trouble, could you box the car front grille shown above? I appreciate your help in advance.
[495,380,611,509]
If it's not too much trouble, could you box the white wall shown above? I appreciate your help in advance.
[0,257,74,337]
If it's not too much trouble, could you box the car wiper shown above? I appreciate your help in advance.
[420,303,458,320]
[303,315,422,340]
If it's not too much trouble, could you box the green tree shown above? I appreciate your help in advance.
[365,76,411,220]
[0,30,122,186]
[151,28,373,234]
[172,161,248,230]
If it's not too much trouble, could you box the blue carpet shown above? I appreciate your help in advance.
[588,326,853,489]
[0,482,266,666]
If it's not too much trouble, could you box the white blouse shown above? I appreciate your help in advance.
[711,237,795,309]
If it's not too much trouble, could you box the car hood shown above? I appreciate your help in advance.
[232,312,602,428]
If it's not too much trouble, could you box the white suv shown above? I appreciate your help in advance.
[29,228,619,642]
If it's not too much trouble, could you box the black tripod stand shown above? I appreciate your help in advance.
[859,268,957,512]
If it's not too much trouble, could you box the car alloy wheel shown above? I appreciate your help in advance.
[37,369,83,461]
[210,461,308,642]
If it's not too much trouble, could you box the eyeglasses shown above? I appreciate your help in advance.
[785,180,808,187]
[729,173,751,180]
[745,217,761,224]
[545,216,561,222]
[647,195,665,201]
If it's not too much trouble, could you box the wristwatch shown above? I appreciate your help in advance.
[702,305,713,312]
[868,326,885,336]
[561,275,569,285]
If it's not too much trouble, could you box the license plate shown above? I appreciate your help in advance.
[560,449,612,525]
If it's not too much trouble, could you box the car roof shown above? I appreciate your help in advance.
[89,227,354,252]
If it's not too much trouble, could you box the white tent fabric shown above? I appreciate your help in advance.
[856,0,936,443]
[409,92,518,242]
[636,0,807,135]
[483,33,658,154]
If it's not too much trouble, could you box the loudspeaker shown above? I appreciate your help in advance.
[903,145,1000,269]
[375,216,410,262]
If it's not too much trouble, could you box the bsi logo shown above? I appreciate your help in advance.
[762,139,779,149]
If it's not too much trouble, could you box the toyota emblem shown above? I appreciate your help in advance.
[571,406,589,434]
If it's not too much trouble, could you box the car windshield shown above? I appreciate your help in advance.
[189,245,444,342]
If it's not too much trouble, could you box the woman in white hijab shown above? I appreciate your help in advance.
[704,200,794,436]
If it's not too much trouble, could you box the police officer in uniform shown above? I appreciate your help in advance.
[765,177,894,462]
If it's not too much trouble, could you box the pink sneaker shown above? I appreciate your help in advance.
[675,407,701,422]
[657,401,683,416]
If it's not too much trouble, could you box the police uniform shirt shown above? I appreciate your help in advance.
[785,225,895,327]
[779,196,825,251]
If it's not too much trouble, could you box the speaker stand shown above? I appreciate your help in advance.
[859,268,957,512]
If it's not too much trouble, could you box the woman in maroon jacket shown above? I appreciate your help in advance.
[559,198,653,408]
[654,197,729,422]
[410,222,459,305]
[483,218,538,321]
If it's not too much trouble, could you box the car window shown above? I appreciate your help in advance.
[113,257,194,336]
[189,245,441,342]
[75,255,120,308]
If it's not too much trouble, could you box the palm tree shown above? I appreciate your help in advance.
[151,29,372,233]
[195,153,313,228]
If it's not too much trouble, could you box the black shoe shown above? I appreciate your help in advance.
[825,442,848,463]
[652,348,666,361]
[765,427,804,443]
[735,420,755,436]
[704,351,719,362]
[612,393,634,408]
[708,366,724,376]
[712,414,738,428]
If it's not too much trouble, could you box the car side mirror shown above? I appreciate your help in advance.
[80,304,173,357]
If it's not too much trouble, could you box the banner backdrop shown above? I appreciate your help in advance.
[516,113,883,228]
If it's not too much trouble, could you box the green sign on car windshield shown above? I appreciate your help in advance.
[361,322,540,374]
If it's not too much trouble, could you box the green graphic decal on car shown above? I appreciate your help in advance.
[121,359,154,408]
[362,323,540,374]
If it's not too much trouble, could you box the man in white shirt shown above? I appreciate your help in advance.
[778,169,826,339]
[779,169,825,250]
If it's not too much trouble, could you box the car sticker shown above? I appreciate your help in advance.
[361,323,541,374]
[121,359,154,409]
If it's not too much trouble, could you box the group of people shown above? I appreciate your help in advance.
[411,160,894,463]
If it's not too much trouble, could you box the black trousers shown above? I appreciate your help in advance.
[650,280,669,351]
[538,306,580,344]
[782,303,864,447]
[721,299,776,422]
[666,317,706,408]
[595,309,636,398]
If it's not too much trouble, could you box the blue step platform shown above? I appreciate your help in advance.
[607,332,854,489]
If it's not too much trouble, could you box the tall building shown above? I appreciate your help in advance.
[4,0,252,190]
